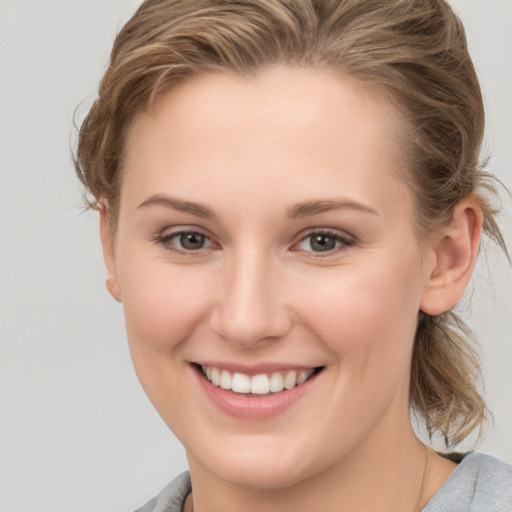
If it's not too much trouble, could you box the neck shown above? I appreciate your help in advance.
[186,424,450,512]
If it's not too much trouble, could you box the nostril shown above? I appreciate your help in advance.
[209,304,293,349]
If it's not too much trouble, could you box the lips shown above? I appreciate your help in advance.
[200,365,316,395]
[194,363,323,420]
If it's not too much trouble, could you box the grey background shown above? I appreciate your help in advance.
[0,0,510,510]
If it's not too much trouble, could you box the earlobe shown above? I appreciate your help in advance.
[420,198,483,316]
[99,201,122,303]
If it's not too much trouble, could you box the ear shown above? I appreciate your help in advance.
[420,197,483,316]
[99,201,122,302]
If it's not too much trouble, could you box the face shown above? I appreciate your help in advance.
[105,67,435,490]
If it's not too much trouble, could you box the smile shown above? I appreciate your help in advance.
[194,363,325,419]
[200,365,317,395]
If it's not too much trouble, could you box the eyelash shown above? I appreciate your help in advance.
[293,229,355,256]
[155,229,216,256]
[154,228,355,256]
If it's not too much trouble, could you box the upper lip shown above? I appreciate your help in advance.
[193,361,321,376]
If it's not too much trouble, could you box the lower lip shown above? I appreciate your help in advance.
[194,367,320,420]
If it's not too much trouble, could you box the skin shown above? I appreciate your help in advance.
[100,67,482,512]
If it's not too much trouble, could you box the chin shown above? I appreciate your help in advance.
[208,458,311,490]
[186,433,334,491]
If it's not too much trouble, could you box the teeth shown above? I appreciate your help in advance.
[211,367,220,386]
[220,369,232,390]
[296,370,311,385]
[284,370,297,390]
[200,366,316,395]
[251,374,270,394]
[232,372,251,393]
[269,372,284,392]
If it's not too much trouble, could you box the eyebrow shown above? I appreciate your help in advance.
[137,194,378,220]
[286,199,379,218]
[137,194,216,219]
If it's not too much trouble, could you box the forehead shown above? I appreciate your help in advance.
[121,67,411,222]
[136,67,400,151]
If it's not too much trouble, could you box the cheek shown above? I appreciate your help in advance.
[297,254,423,372]
[292,256,424,452]
[116,257,215,422]
[118,257,213,354]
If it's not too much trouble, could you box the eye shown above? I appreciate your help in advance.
[177,232,208,250]
[293,230,354,254]
[157,229,215,254]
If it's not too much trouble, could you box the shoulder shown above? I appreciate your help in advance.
[466,453,512,509]
[423,452,512,512]
[134,472,191,512]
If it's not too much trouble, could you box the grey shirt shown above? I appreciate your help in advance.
[135,452,512,512]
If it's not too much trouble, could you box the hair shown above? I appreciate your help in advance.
[74,0,508,447]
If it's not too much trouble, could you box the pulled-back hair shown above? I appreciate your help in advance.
[74,0,507,446]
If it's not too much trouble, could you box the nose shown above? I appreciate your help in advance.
[209,249,292,349]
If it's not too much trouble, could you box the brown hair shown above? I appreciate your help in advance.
[74,0,507,446]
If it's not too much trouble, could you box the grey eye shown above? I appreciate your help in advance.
[294,230,353,254]
[308,233,338,252]
[158,230,214,253]
[179,232,206,250]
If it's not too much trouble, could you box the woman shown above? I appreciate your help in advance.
[74,0,512,510]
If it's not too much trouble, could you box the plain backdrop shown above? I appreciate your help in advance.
[0,1,510,511]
